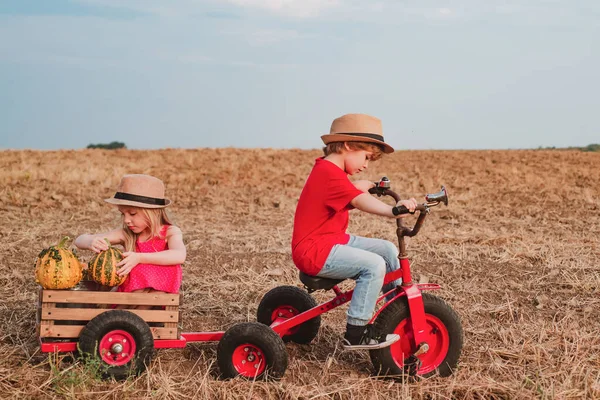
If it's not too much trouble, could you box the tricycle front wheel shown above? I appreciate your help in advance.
[370,292,463,378]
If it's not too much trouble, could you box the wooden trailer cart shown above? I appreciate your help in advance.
[37,282,224,379]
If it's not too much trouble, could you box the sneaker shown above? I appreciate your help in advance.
[341,324,400,350]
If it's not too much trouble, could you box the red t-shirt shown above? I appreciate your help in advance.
[292,158,363,275]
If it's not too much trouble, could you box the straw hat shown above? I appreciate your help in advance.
[104,174,171,208]
[321,113,394,154]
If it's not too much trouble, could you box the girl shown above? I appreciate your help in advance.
[74,174,186,300]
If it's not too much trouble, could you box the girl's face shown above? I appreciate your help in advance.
[118,206,149,234]
[343,147,374,175]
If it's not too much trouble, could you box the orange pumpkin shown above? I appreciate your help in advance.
[35,236,83,289]
[88,239,126,286]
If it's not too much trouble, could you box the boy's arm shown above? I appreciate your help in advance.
[351,193,418,218]
[352,180,375,193]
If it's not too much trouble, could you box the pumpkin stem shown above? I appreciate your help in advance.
[104,238,111,247]
[57,236,70,248]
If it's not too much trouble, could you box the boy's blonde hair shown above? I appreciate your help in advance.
[323,141,384,161]
[122,207,173,252]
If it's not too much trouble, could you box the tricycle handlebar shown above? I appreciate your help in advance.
[368,177,449,238]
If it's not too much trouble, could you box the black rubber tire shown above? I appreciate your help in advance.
[217,322,288,381]
[370,292,463,378]
[78,310,154,380]
[257,286,320,344]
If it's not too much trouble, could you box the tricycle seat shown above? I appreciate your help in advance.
[299,272,344,291]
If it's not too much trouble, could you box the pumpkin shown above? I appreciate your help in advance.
[88,239,126,286]
[35,236,83,289]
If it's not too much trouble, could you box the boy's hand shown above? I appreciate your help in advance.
[353,180,376,193]
[90,237,109,253]
[116,252,142,276]
[396,198,418,216]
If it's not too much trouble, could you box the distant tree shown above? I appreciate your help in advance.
[536,143,599,152]
[87,141,127,149]
[582,143,600,152]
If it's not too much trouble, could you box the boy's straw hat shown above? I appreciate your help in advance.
[105,174,171,208]
[321,113,394,154]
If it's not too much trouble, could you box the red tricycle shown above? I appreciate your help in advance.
[39,178,462,381]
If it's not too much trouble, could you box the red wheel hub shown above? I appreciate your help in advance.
[390,314,450,375]
[231,344,266,377]
[271,306,300,335]
[98,330,136,366]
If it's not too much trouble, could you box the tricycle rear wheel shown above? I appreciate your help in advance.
[370,292,463,378]
[257,286,321,344]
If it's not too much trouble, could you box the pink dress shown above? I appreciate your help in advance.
[118,225,182,294]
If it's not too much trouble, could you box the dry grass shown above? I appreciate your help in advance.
[1,148,599,399]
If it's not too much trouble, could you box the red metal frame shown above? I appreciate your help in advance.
[40,332,221,353]
[40,258,438,354]
[268,263,439,349]
[40,341,78,353]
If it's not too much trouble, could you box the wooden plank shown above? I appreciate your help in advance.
[42,290,179,306]
[41,308,179,323]
[164,305,178,336]
[40,302,55,338]
[40,325,178,340]
[36,287,43,328]
[151,326,178,340]
[39,325,82,338]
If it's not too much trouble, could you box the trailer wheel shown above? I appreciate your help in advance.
[217,322,288,380]
[78,310,154,380]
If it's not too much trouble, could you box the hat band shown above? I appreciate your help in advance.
[114,192,166,206]
[337,132,385,142]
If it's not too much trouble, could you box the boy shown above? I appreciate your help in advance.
[292,113,417,350]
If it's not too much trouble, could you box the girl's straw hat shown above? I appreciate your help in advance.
[105,174,171,208]
[321,113,395,154]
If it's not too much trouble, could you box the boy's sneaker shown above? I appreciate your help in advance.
[341,324,400,350]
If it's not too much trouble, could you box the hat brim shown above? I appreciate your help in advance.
[321,134,394,154]
[104,197,171,209]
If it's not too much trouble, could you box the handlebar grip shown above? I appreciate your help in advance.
[368,187,378,195]
[392,204,427,215]
[392,205,411,216]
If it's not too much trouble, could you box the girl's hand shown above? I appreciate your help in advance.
[116,252,143,276]
[397,198,418,216]
[353,180,375,193]
[90,237,110,253]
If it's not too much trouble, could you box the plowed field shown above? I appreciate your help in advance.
[1,149,599,399]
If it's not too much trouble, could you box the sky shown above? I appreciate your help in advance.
[0,0,598,150]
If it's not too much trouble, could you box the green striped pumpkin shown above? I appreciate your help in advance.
[88,239,126,286]
[35,236,83,289]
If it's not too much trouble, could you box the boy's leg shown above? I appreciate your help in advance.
[317,244,386,324]
[318,243,399,349]
[345,235,402,300]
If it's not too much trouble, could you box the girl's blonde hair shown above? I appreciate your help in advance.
[122,208,173,252]
[323,141,384,161]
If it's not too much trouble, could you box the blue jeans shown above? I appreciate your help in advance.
[317,235,402,326]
